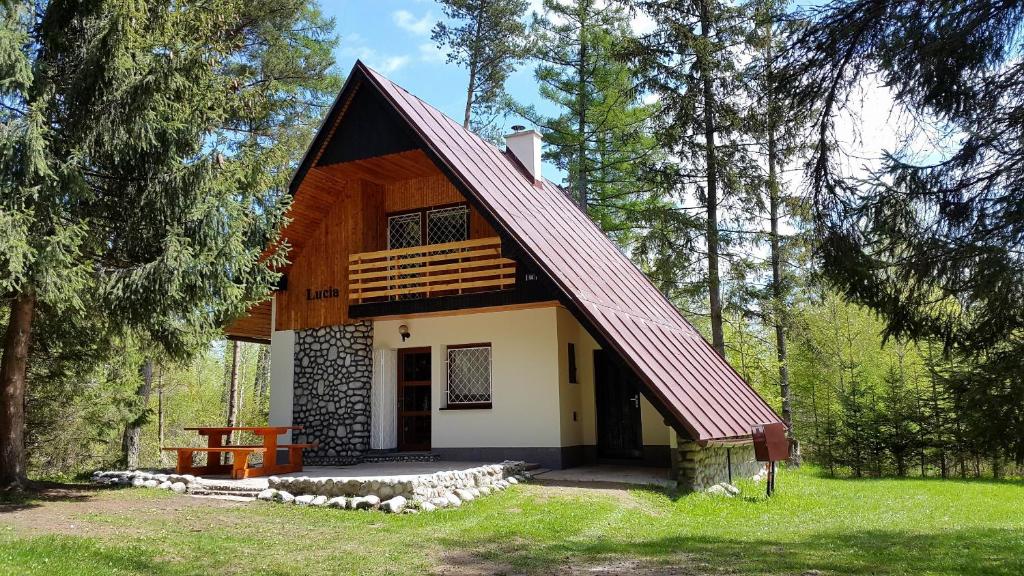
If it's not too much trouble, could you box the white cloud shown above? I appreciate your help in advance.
[419,42,445,63]
[340,40,411,74]
[393,9,434,36]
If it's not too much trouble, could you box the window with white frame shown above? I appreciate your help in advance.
[445,344,492,407]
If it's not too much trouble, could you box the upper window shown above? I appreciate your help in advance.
[387,204,468,249]
[445,344,492,408]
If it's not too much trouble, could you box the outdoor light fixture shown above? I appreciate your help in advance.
[399,324,410,342]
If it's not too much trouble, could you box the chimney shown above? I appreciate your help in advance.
[505,126,543,184]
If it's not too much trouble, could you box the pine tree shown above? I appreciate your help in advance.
[518,0,675,260]
[0,0,339,489]
[432,0,530,136]
[629,0,764,357]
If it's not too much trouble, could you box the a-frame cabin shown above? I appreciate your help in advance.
[225,61,782,490]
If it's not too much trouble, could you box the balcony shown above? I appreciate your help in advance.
[348,237,516,304]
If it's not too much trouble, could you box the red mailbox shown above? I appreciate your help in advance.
[752,422,789,462]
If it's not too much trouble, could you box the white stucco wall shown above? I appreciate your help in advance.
[373,307,562,449]
[268,297,295,443]
[555,307,670,448]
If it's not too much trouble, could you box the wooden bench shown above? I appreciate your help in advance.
[163,426,315,479]
[162,446,265,479]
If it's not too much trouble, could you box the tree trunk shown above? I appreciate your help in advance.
[767,90,795,461]
[698,0,725,357]
[255,344,270,400]
[121,358,154,469]
[226,340,240,444]
[577,25,589,212]
[0,291,35,490]
[157,365,165,464]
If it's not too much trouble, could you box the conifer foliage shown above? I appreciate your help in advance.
[0,0,338,489]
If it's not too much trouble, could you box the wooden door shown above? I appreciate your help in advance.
[594,350,644,460]
[397,348,431,451]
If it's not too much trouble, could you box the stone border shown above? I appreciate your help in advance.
[90,461,529,513]
[92,470,197,493]
[261,461,528,513]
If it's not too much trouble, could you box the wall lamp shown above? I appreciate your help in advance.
[399,324,411,342]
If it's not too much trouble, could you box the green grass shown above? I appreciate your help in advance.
[1,468,1022,575]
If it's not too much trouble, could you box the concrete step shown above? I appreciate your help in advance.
[524,462,542,471]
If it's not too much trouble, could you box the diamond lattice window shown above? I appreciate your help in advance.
[388,213,422,249]
[446,345,492,406]
[427,205,468,245]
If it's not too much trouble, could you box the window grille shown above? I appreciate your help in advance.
[387,213,424,300]
[427,205,469,246]
[388,213,422,249]
[445,345,492,405]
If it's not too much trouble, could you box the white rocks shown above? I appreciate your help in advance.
[454,489,475,502]
[327,496,348,508]
[142,479,159,488]
[381,496,407,513]
[257,489,278,501]
[311,495,329,506]
[295,494,317,506]
[158,481,172,490]
[131,478,146,488]
[705,482,740,497]
[445,493,462,508]
[420,502,437,512]
[275,490,295,503]
[352,495,381,510]
[506,477,519,485]
[170,482,187,494]
[430,497,450,509]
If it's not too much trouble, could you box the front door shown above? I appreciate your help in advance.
[397,348,431,451]
[594,350,644,460]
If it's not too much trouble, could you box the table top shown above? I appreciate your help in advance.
[184,426,303,434]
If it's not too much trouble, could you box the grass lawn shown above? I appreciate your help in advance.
[0,468,1021,576]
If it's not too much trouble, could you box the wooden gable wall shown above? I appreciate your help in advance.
[271,170,497,332]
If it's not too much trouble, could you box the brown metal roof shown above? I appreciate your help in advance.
[325,61,782,441]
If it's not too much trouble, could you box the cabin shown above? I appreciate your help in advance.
[225,61,783,491]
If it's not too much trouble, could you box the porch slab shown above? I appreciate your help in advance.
[194,460,503,490]
[532,465,674,489]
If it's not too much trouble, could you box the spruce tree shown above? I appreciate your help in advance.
[519,0,673,256]
[628,0,763,357]
[432,0,530,136]
[0,0,338,489]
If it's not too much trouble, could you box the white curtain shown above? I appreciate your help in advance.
[370,348,398,450]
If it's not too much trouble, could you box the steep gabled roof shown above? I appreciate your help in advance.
[298,61,781,441]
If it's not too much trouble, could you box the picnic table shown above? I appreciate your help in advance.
[162,426,314,480]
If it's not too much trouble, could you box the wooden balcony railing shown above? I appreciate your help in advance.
[348,237,516,304]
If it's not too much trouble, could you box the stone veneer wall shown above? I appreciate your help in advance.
[292,322,373,465]
[675,442,763,491]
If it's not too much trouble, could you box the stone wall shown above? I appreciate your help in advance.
[292,322,373,465]
[268,461,527,504]
[675,442,763,491]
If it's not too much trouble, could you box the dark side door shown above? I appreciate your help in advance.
[594,350,644,460]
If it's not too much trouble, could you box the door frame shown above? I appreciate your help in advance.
[397,347,432,451]
[593,349,644,461]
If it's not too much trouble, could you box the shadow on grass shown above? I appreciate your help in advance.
[438,527,1024,576]
[0,481,108,513]
[805,469,1024,488]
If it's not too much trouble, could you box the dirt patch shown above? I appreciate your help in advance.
[0,483,243,537]
[431,550,703,576]
[525,482,666,513]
